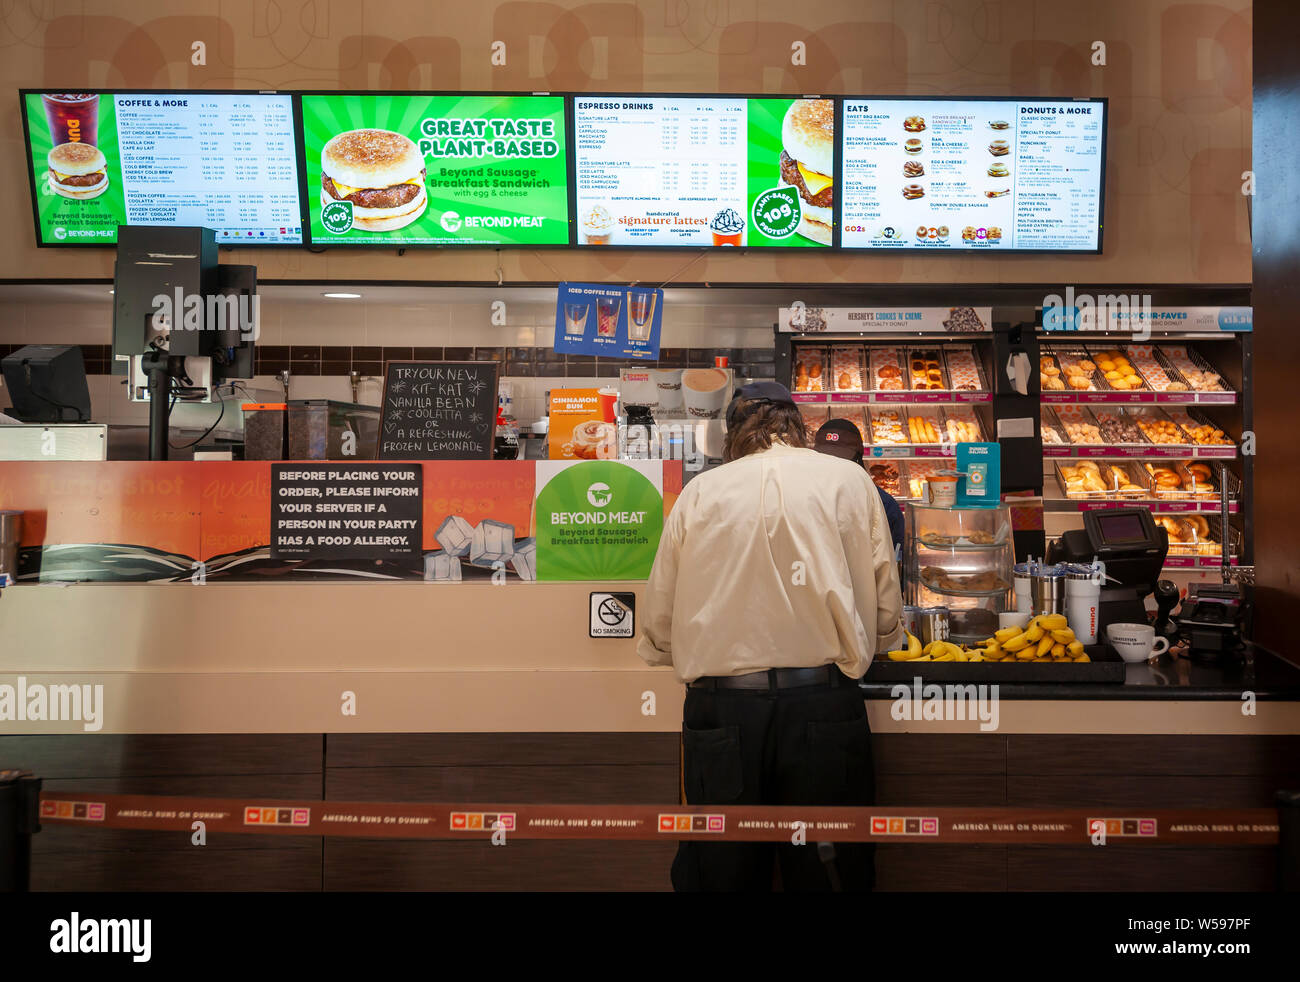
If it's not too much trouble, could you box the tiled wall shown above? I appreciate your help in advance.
[0,296,778,426]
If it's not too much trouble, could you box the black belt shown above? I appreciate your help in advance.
[688,666,848,691]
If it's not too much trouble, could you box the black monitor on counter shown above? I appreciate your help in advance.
[0,345,91,423]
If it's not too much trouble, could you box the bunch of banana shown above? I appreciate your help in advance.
[885,618,1091,665]
[987,614,1090,663]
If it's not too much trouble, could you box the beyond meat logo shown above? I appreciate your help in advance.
[440,210,462,232]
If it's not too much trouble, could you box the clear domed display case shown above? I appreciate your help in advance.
[904,503,1015,643]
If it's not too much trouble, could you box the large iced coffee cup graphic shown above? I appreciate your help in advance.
[682,368,731,418]
[583,204,614,245]
[627,289,656,341]
[710,207,745,246]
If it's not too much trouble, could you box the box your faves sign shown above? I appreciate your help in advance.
[534,460,664,580]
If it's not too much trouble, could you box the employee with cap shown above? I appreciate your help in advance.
[638,381,904,892]
[813,418,906,554]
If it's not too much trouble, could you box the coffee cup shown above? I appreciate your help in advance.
[650,369,683,412]
[997,611,1029,631]
[682,367,731,419]
[1106,622,1170,663]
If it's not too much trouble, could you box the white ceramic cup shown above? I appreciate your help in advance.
[1106,622,1170,663]
[998,611,1030,631]
[650,369,684,412]
[681,367,731,419]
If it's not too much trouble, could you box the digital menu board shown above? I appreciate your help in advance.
[839,98,1106,252]
[20,91,304,246]
[573,96,832,248]
[300,93,570,246]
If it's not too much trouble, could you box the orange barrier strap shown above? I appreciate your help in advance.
[37,792,1281,845]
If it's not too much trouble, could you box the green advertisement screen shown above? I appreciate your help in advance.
[301,94,571,246]
[21,91,304,246]
[573,96,832,248]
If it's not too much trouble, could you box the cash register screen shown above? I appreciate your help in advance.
[1095,512,1148,544]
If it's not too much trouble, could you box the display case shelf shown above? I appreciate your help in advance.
[1042,498,1240,514]
[793,391,993,405]
[1040,391,1236,405]
[1042,445,1236,459]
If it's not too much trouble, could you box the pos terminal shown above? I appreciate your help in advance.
[1046,508,1169,638]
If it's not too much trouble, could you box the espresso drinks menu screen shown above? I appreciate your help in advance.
[839,99,1105,251]
[22,92,303,246]
[573,97,832,248]
[301,93,570,246]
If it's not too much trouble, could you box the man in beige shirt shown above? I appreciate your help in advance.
[637,381,903,891]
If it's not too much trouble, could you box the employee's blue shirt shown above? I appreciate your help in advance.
[877,487,905,555]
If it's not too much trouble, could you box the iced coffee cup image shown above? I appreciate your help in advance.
[682,367,732,419]
[710,207,745,246]
[596,295,622,337]
[582,204,614,245]
[650,368,684,412]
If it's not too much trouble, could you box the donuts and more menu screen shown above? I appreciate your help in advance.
[574,97,832,248]
[22,92,303,246]
[839,99,1105,251]
[301,94,569,245]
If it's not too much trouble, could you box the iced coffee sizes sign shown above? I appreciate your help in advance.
[379,360,499,460]
[271,464,422,564]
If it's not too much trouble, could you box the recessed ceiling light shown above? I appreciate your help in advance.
[322,292,361,299]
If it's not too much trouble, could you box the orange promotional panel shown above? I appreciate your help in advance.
[0,462,202,581]
[0,460,676,583]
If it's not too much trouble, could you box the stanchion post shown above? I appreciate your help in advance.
[0,769,42,893]
[1279,790,1300,892]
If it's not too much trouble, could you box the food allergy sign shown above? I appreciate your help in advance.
[379,360,499,460]
[271,464,423,562]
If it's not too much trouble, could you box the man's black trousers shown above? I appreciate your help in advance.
[671,672,875,891]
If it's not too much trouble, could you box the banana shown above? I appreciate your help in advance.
[1032,656,1051,662]
[1023,624,1046,643]
[1050,628,1075,645]
[887,650,913,661]
[1073,653,1090,663]
[994,627,1022,643]
[1067,640,1085,656]
[911,655,931,661]
[907,632,922,658]
[933,651,957,662]
[1051,642,1065,658]
[1039,614,1068,630]
[969,653,985,662]
[984,642,1002,657]
[923,640,938,656]
[955,651,968,662]
[1036,635,1055,657]
[1015,648,1038,660]
[1001,633,1033,652]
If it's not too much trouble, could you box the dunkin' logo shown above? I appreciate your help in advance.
[449,812,516,831]
[657,813,725,833]
[40,799,105,821]
[244,806,310,826]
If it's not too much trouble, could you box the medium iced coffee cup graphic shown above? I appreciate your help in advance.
[596,296,621,337]
[710,207,745,246]
[682,367,730,419]
[583,204,614,245]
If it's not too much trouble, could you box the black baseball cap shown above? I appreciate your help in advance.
[814,418,865,460]
[725,381,796,428]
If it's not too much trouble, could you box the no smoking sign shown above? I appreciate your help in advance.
[589,592,636,638]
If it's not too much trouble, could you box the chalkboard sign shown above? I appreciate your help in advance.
[378,360,499,460]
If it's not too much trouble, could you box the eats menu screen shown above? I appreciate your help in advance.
[21,91,303,246]
[573,96,833,248]
[300,93,570,246]
[839,98,1105,251]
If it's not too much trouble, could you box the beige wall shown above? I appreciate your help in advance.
[0,0,1252,286]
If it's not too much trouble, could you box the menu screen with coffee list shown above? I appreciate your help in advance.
[839,98,1105,251]
[21,92,304,246]
[573,96,832,248]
